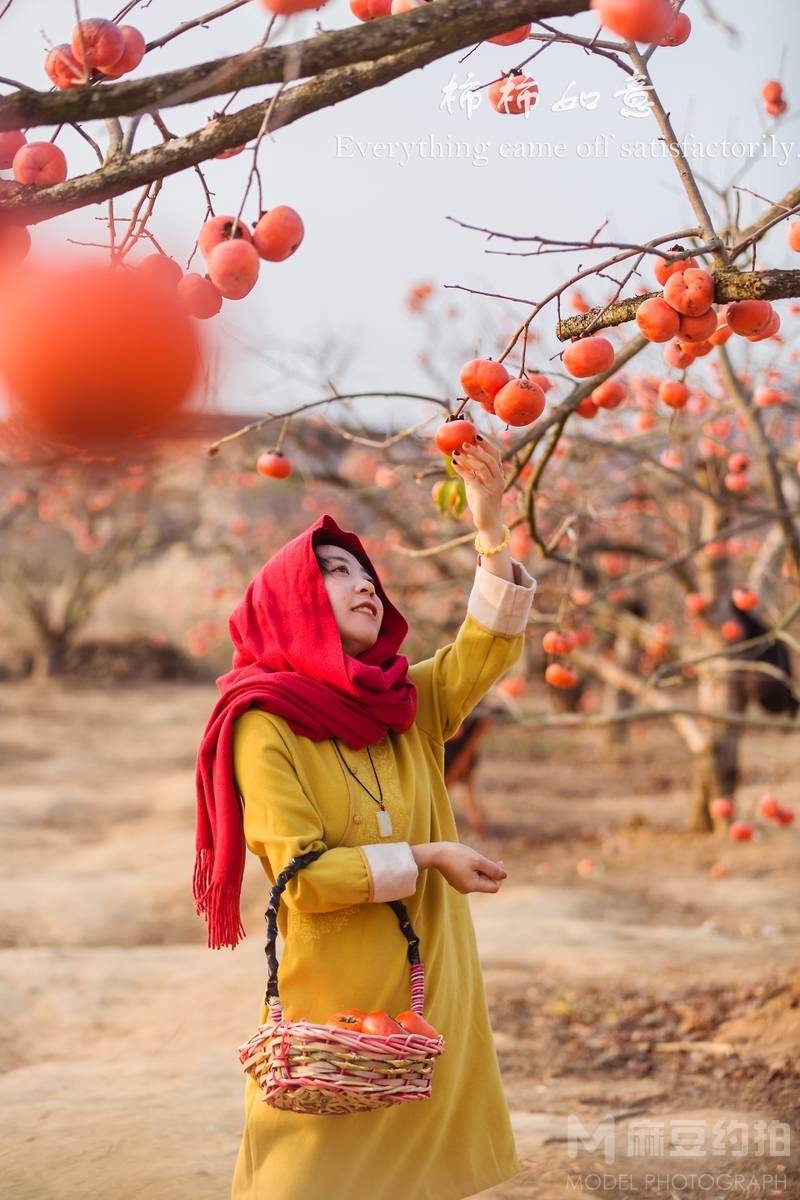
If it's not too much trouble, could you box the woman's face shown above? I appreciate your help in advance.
[315,543,384,657]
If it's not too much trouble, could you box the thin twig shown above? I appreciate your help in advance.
[144,0,253,53]
[514,707,798,733]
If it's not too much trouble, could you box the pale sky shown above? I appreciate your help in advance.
[1,1,798,432]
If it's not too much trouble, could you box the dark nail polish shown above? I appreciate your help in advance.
[452,450,460,456]
[476,434,484,441]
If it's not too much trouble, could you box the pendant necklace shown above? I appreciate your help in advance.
[331,737,393,838]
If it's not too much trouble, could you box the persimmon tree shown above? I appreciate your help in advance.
[0,415,469,674]
[0,454,208,674]
[0,0,799,833]
[379,257,800,834]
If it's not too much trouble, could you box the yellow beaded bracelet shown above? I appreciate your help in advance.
[474,524,511,557]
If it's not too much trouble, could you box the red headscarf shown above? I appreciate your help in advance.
[193,513,418,949]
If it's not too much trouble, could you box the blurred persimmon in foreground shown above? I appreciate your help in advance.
[0,258,203,450]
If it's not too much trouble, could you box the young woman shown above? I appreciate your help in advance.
[194,436,536,1200]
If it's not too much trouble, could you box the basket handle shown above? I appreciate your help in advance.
[263,848,423,1010]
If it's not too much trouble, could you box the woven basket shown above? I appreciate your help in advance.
[237,847,445,1115]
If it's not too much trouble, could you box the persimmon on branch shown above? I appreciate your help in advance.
[556,268,800,341]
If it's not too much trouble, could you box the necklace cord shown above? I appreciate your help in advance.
[332,738,385,811]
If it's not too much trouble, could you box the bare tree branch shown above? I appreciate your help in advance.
[715,343,800,573]
[728,183,800,260]
[145,0,254,54]
[516,705,798,732]
[627,44,729,271]
[0,0,589,130]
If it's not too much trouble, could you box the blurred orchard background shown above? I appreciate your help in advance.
[1,2,799,1197]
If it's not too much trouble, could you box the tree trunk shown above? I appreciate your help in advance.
[690,731,740,832]
[604,627,639,749]
[29,629,71,679]
[689,658,743,832]
[689,479,741,832]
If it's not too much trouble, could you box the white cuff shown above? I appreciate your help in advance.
[360,842,419,903]
[467,558,537,636]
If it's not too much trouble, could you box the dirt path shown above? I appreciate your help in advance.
[2,681,798,1199]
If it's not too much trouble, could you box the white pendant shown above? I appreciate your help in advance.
[376,808,393,837]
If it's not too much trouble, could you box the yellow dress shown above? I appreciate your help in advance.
[230,559,536,1200]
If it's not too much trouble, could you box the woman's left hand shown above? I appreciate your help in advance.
[450,435,506,534]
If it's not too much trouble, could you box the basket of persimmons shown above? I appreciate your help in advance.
[238,850,445,1115]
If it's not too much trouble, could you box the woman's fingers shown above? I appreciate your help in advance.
[457,445,500,478]
[474,871,501,892]
[476,436,501,460]
[473,436,501,461]
[471,442,503,471]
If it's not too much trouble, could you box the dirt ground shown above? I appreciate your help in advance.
[1,679,798,1200]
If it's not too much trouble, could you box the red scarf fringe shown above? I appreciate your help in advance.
[193,848,246,950]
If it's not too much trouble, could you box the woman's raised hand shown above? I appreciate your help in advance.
[449,435,506,535]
